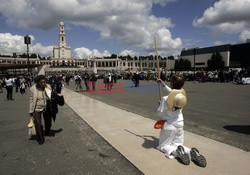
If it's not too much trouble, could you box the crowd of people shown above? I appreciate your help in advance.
[167,68,250,84]
[0,75,33,100]
[1,68,249,99]
[72,71,119,92]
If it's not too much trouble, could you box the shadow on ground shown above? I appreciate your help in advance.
[124,129,159,149]
[223,125,250,135]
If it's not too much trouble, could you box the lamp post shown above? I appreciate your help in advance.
[24,35,31,75]
[193,48,196,81]
[13,52,17,76]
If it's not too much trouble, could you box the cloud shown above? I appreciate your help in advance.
[0,33,25,55]
[31,43,53,57]
[74,47,111,59]
[0,0,182,55]
[193,0,250,41]
[0,32,114,59]
[214,41,226,46]
[240,29,250,42]
[0,33,52,57]
[120,50,137,57]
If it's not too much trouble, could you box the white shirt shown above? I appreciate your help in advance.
[5,78,14,86]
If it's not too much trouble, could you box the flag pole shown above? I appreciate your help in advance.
[154,35,162,100]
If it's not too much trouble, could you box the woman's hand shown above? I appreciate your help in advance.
[156,78,162,83]
[157,79,166,87]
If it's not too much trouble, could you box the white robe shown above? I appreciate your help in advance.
[157,94,190,159]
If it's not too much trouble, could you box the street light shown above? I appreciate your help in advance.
[24,35,31,75]
[13,52,17,75]
[193,48,196,81]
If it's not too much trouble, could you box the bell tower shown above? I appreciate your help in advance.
[53,20,71,60]
[59,21,66,47]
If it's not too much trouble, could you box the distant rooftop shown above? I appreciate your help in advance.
[181,44,231,56]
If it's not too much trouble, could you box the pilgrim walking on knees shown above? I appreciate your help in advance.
[156,74,207,167]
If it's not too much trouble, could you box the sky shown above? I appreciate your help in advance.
[0,0,250,59]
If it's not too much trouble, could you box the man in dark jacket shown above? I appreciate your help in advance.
[43,91,64,135]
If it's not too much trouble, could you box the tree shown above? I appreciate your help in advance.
[110,54,117,58]
[30,53,37,58]
[19,53,27,58]
[175,58,191,71]
[183,59,191,70]
[168,55,174,60]
[207,52,225,70]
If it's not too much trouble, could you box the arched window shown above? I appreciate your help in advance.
[62,37,64,41]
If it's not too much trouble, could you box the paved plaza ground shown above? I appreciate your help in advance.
[68,79,250,151]
[0,89,142,174]
[1,79,250,174]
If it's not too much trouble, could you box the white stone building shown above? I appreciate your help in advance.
[52,21,72,60]
[0,20,175,74]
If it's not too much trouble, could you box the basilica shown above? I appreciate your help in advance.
[53,21,72,61]
[42,20,174,72]
[0,20,175,75]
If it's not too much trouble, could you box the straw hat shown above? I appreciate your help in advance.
[167,89,187,111]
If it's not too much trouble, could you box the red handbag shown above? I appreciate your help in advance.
[154,120,166,129]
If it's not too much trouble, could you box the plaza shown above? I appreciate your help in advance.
[1,78,250,174]
[1,0,250,174]
[69,79,250,151]
[0,16,250,175]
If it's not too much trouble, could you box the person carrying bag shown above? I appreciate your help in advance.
[29,75,64,145]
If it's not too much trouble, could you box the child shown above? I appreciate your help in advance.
[156,74,207,167]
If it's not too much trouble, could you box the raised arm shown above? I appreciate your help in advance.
[157,79,172,93]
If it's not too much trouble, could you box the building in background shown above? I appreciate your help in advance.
[53,21,72,61]
[180,41,250,69]
[1,20,249,75]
